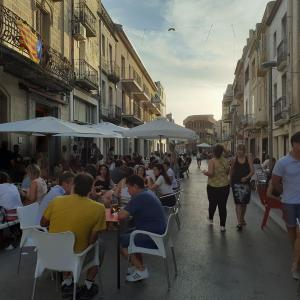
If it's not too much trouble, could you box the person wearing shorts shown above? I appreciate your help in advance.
[272,132,300,280]
[118,175,166,282]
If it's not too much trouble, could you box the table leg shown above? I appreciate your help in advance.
[117,227,120,289]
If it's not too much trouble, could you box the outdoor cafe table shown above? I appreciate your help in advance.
[105,208,121,289]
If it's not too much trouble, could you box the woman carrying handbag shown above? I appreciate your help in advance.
[230,144,254,231]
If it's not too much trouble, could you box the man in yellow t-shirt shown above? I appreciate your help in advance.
[41,173,106,300]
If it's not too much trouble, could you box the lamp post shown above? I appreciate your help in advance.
[261,60,277,166]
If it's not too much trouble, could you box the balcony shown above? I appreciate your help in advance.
[233,83,243,99]
[108,105,121,124]
[241,114,256,129]
[74,1,96,38]
[122,102,143,126]
[0,4,73,92]
[74,59,98,91]
[222,113,231,123]
[101,59,120,84]
[274,97,289,125]
[121,71,143,94]
[277,39,287,71]
[133,85,151,102]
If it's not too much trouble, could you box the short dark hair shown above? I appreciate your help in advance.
[291,132,300,146]
[163,161,170,167]
[0,172,10,184]
[74,173,94,197]
[213,144,224,159]
[59,171,75,185]
[115,159,123,168]
[126,175,145,189]
[85,164,97,179]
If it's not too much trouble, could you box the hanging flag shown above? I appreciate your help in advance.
[16,20,42,64]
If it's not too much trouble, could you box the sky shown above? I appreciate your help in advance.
[102,0,271,125]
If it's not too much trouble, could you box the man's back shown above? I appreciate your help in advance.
[44,194,106,252]
[273,154,300,204]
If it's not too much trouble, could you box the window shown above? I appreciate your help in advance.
[101,80,106,106]
[101,34,105,57]
[109,44,113,70]
[121,56,125,78]
[36,6,50,45]
[282,15,287,41]
[122,90,126,113]
[245,66,249,84]
[73,98,95,124]
[282,74,287,97]
[109,86,113,106]
[273,31,277,58]
[251,59,256,81]
[273,83,277,103]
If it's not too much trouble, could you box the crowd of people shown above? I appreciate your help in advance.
[202,131,300,281]
[0,141,191,299]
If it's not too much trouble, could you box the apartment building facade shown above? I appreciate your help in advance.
[225,0,300,160]
[0,1,165,159]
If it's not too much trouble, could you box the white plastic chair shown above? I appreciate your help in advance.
[16,203,41,273]
[160,191,182,229]
[31,229,100,300]
[128,209,178,290]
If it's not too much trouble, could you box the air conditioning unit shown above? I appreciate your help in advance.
[73,22,86,41]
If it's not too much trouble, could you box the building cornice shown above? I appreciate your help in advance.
[266,0,282,25]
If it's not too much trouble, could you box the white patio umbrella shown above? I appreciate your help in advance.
[124,118,198,140]
[123,118,198,154]
[0,116,103,136]
[92,122,128,136]
[196,143,211,148]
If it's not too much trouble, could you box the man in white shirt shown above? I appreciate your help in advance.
[163,161,178,190]
[0,172,22,210]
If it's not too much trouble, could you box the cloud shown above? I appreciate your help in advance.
[102,0,271,124]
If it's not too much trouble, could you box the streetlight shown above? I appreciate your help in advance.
[261,60,277,166]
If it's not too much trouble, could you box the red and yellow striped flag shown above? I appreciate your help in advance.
[16,20,40,64]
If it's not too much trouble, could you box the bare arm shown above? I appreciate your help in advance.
[26,180,38,203]
[40,216,49,228]
[204,159,214,177]
[271,174,283,195]
[118,209,130,221]
[266,181,281,201]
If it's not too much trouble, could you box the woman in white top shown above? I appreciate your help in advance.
[22,164,47,205]
[150,163,176,207]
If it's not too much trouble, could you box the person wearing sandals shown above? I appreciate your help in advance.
[203,144,230,232]
[230,144,254,231]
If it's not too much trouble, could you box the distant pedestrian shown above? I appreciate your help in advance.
[203,144,230,232]
[196,149,202,169]
[230,144,254,231]
[272,132,300,280]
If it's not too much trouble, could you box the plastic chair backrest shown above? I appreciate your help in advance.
[164,208,178,241]
[31,229,77,272]
[17,203,39,229]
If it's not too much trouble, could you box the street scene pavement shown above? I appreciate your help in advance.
[0,160,299,300]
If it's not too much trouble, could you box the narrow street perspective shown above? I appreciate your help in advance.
[1,0,300,299]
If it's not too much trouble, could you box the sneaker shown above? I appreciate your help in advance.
[61,284,74,299]
[220,226,226,232]
[77,283,99,300]
[236,224,243,231]
[5,244,15,251]
[126,268,149,282]
[207,217,213,225]
[127,265,136,275]
[292,271,300,280]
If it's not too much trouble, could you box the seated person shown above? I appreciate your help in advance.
[37,172,74,223]
[0,172,23,220]
[21,164,47,205]
[135,165,153,187]
[150,164,176,207]
[41,173,106,299]
[94,164,114,191]
[162,161,178,190]
[118,175,167,282]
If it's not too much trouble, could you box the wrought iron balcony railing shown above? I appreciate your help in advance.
[74,1,96,38]
[102,59,120,84]
[0,4,73,86]
[274,96,289,123]
[74,59,98,90]
[108,105,121,121]
[277,39,287,70]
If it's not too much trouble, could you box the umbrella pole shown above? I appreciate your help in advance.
[159,135,162,157]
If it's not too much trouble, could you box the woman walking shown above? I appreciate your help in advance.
[230,144,254,231]
[204,144,230,232]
